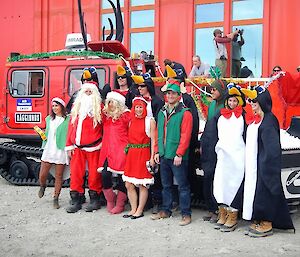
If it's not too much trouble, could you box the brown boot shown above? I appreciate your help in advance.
[214,206,227,229]
[53,197,60,209]
[179,215,192,226]
[248,221,273,237]
[220,210,238,232]
[38,186,46,198]
[151,211,170,220]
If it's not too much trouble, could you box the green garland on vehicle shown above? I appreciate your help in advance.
[124,143,151,154]
[8,50,119,62]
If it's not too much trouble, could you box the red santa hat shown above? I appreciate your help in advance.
[106,91,126,106]
[52,97,66,107]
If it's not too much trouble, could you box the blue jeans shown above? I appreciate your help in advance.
[160,157,191,216]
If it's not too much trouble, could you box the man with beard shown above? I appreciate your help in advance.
[65,82,103,213]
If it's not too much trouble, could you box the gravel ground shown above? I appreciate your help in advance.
[0,176,300,257]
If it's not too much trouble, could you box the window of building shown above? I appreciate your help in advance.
[131,0,154,6]
[231,24,263,77]
[11,70,44,97]
[68,68,106,96]
[130,32,154,54]
[232,0,263,20]
[195,27,223,67]
[130,10,154,28]
[102,0,124,9]
[195,3,224,23]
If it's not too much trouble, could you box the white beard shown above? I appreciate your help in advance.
[79,94,94,118]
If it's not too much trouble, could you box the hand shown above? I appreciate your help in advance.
[150,157,155,167]
[67,150,74,159]
[173,155,182,166]
[154,153,160,164]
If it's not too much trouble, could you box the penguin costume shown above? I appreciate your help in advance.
[213,83,246,231]
[242,86,295,237]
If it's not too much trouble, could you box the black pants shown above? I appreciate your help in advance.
[203,172,218,213]
[101,160,126,193]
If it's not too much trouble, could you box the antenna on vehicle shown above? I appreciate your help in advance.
[77,0,88,51]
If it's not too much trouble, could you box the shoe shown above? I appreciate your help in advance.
[103,188,116,213]
[152,204,160,214]
[66,191,82,213]
[151,211,170,220]
[220,210,238,232]
[179,215,192,226]
[244,222,258,235]
[38,186,46,198]
[110,191,127,214]
[131,213,144,219]
[84,190,101,212]
[203,211,214,221]
[209,213,218,224]
[248,221,273,238]
[214,206,227,230]
[123,214,132,218]
[53,197,60,209]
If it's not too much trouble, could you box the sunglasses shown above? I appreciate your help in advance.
[273,69,281,72]
[248,98,258,103]
[117,75,127,79]
[138,84,147,88]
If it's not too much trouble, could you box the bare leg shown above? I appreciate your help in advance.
[39,161,52,186]
[54,164,65,198]
[134,185,148,216]
[125,182,138,215]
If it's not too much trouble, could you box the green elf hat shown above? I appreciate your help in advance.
[210,79,228,98]
[164,78,185,95]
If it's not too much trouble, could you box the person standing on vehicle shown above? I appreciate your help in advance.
[38,97,69,209]
[213,29,239,77]
[65,82,103,213]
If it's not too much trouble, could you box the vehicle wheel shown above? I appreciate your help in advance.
[0,149,8,165]
[9,160,29,179]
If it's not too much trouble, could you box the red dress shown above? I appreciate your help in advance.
[98,111,130,174]
[123,117,154,187]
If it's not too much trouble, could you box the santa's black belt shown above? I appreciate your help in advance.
[75,137,102,149]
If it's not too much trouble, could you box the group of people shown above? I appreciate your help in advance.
[37,62,295,236]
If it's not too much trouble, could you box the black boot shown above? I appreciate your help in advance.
[66,191,82,213]
[84,190,101,212]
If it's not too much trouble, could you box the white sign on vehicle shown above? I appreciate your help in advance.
[15,112,41,123]
[16,99,32,111]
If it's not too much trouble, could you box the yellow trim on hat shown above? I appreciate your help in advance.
[165,65,177,78]
[83,70,91,80]
[228,87,241,96]
[241,88,257,100]
[131,75,145,85]
[117,65,126,76]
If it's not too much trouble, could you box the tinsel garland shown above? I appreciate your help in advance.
[8,50,118,62]
[192,94,211,121]
[151,77,244,85]
[124,143,150,154]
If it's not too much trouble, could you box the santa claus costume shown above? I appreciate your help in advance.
[122,97,155,219]
[65,82,103,213]
[98,91,131,214]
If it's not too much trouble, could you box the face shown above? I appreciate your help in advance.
[117,75,127,87]
[166,91,179,104]
[108,100,116,112]
[134,105,144,117]
[52,102,63,116]
[138,84,148,96]
[272,67,281,75]
[84,89,93,96]
[192,57,201,67]
[249,99,261,114]
[211,87,221,100]
[227,97,239,109]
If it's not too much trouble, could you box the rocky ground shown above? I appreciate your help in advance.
[0,177,300,257]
